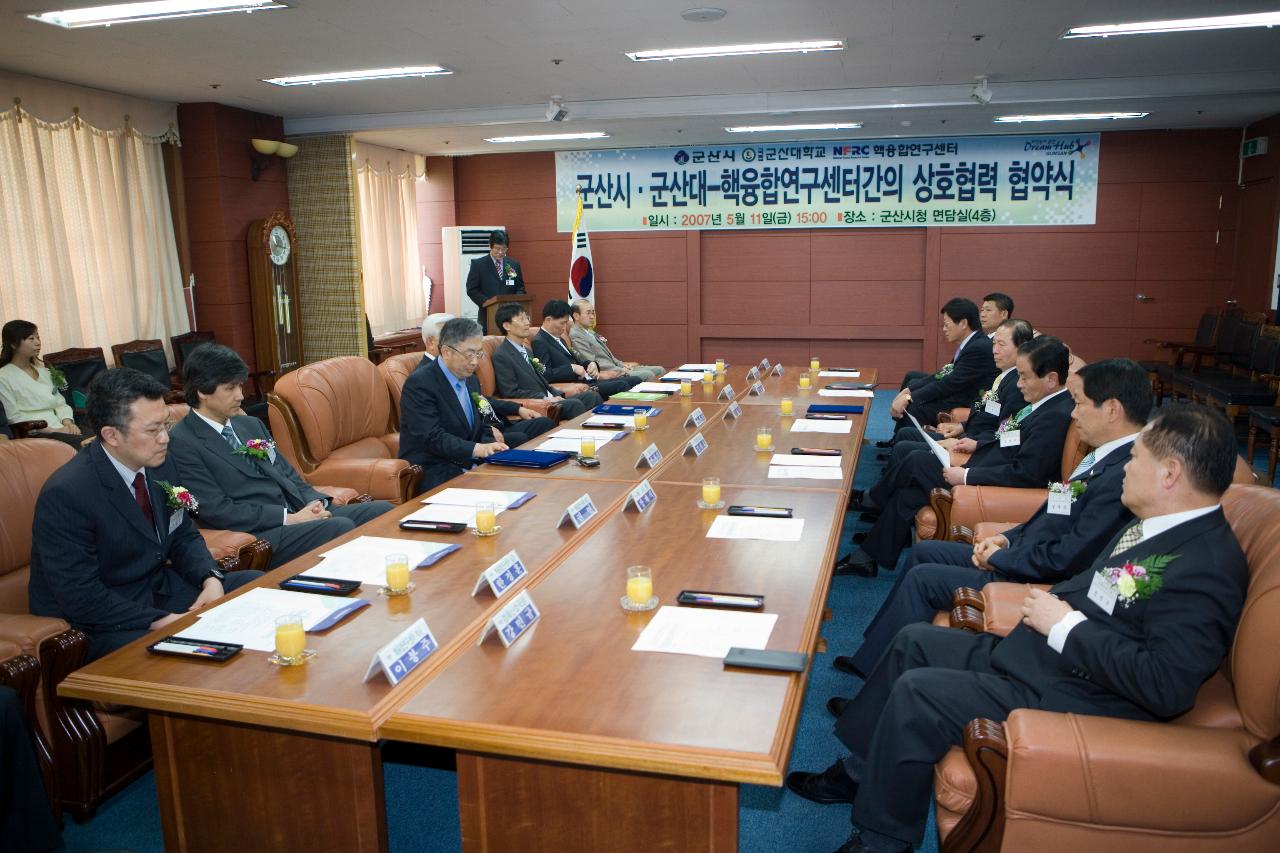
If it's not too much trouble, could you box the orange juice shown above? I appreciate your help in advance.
[702,371,714,384]
[274,622,305,660]
[680,380,692,396]
[385,556,410,592]
[626,575,653,604]
[810,357,821,371]
[475,505,497,534]
[633,411,648,430]
[715,358,725,373]
[580,437,597,457]
[702,481,721,505]
[756,430,772,449]
[780,398,794,416]
[798,374,812,389]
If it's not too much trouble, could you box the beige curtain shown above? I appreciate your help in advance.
[0,105,189,360]
[355,141,425,336]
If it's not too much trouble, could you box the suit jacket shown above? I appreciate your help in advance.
[399,358,519,492]
[964,389,1075,488]
[569,325,625,372]
[465,255,525,314]
[987,440,1135,583]
[168,411,329,534]
[29,440,216,637]
[908,332,997,410]
[491,338,563,400]
[961,368,1024,443]
[991,507,1246,721]
[534,328,598,384]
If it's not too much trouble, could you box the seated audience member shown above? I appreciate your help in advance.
[787,405,1246,853]
[420,312,455,361]
[533,299,637,397]
[568,299,664,382]
[29,368,263,661]
[888,298,996,431]
[979,291,1014,338]
[490,304,602,418]
[0,320,85,447]
[400,318,556,495]
[834,358,1150,679]
[168,345,393,569]
[841,336,1074,576]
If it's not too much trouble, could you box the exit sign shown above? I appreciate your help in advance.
[1242,137,1269,158]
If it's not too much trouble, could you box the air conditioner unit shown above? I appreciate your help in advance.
[442,225,505,322]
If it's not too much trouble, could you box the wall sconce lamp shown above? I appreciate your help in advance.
[250,138,298,180]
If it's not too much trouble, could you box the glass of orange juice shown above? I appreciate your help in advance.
[810,356,821,371]
[382,553,413,596]
[474,501,499,536]
[756,427,773,451]
[680,379,693,396]
[580,436,597,458]
[702,371,714,384]
[780,397,794,416]
[620,565,657,611]
[632,410,649,430]
[698,475,723,509]
[714,358,726,374]
[798,373,812,390]
[270,612,312,666]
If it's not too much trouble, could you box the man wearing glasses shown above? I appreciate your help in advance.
[399,318,555,495]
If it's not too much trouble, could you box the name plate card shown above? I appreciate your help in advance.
[635,442,663,469]
[624,479,658,513]
[746,366,760,381]
[760,358,772,370]
[772,363,785,377]
[363,618,438,686]
[471,549,527,598]
[717,384,736,400]
[748,381,766,396]
[479,590,541,648]
[725,401,743,420]
[684,433,709,457]
[557,493,599,529]
[684,407,706,428]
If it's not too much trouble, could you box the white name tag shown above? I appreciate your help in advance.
[362,618,438,685]
[624,479,658,513]
[479,590,540,648]
[725,401,742,420]
[760,358,771,370]
[684,433,709,457]
[684,408,706,428]
[167,510,185,534]
[1047,491,1073,516]
[557,494,598,529]
[999,429,1021,448]
[772,363,784,376]
[984,399,1001,416]
[1087,571,1118,615]
[635,442,662,469]
[746,366,760,381]
[748,381,765,396]
[471,549,527,599]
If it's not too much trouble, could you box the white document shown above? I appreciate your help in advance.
[908,413,952,466]
[678,363,717,372]
[769,453,840,467]
[662,370,710,380]
[706,515,805,542]
[789,419,853,434]
[818,370,861,377]
[175,588,361,652]
[768,466,843,480]
[631,606,778,659]
[402,503,486,528]
[632,382,679,393]
[580,416,634,430]
[305,536,458,584]
[538,436,610,454]
[424,488,529,510]
[817,389,874,398]
[549,427,625,441]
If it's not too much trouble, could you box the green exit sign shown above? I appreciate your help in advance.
[1242,137,1269,158]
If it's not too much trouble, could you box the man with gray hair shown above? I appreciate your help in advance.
[399,317,555,494]
[420,312,455,360]
[568,299,664,382]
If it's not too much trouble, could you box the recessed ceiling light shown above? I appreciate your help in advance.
[626,39,845,61]
[483,132,610,144]
[28,0,286,28]
[263,66,452,86]
[681,7,727,23]
[1062,11,1280,39]
[725,122,862,133]
[994,112,1149,123]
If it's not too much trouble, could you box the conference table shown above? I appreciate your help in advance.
[59,361,876,853]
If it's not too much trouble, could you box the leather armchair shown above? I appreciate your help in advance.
[476,336,571,420]
[934,484,1280,852]
[267,357,422,503]
[378,351,426,423]
[0,642,57,819]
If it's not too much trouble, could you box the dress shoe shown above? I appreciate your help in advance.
[850,531,867,544]
[875,440,892,449]
[831,655,868,679]
[826,695,850,718]
[834,553,878,577]
[858,510,880,523]
[832,832,910,853]
[785,761,859,805]
[875,452,889,462]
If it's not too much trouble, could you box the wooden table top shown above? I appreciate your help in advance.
[664,365,878,409]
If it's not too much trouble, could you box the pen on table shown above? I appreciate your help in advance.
[286,579,342,590]
[735,507,791,515]
[688,594,760,606]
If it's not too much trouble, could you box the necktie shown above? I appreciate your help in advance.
[133,472,155,530]
[221,423,243,449]
[495,257,503,278]
[1068,450,1097,481]
[1109,521,1143,557]
[457,381,475,426]
[988,370,1004,393]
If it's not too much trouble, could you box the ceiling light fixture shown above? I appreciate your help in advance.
[993,112,1149,123]
[484,131,610,144]
[263,65,452,86]
[29,0,286,28]
[626,39,845,61]
[1062,11,1280,39]
[725,122,862,133]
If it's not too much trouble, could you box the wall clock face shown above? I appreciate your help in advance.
[268,225,291,265]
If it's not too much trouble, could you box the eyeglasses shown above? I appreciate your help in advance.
[446,346,486,362]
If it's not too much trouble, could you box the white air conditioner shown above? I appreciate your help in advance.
[442,226,505,322]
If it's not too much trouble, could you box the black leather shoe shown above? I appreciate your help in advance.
[850,531,867,544]
[833,832,909,853]
[785,761,859,805]
[825,695,850,718]
[834,554,878,577]
[858,510,880,523]
[831,655,867,678]
[875,440,892,448]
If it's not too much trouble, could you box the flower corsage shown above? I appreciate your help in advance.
[471,391,495,419]
[1099,555,1176,607]
[530,357,546,375]
[47,365,68,392]
[996,411,1025,434]
[157,481,199,513]
[504,262,517,280]
[235,438,275,461]
[934,363,954,380]
[1048,480,1087,503]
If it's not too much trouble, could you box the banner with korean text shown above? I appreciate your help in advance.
[555,133,1099,231]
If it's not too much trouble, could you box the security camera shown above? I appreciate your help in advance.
[546,98,569,122]
[970,76,993,106]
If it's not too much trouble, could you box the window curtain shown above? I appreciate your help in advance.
[0,104,189,360]
[355,141,425,336]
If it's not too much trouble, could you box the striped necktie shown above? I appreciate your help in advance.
[1068,450,1097,481]
[1109,521,1143,557]
[221,423,243,449]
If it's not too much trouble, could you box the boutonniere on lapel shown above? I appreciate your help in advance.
[530,357,546,375]
[235,438,276,461]
[978,387,997,406]
[47,365,69,392]
[996,408,1027,434]
[157,481,199,513]
[934,363,954,380]
[1100,555,1176,607]
[1048,480,1087,503]
[504,262,517,280]
[470,391,495,419]
[594,330,608,343]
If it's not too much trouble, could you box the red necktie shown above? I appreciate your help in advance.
[133,472,155,529]
[494,257,502,278]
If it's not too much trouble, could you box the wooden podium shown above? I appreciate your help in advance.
[481,293,533,334]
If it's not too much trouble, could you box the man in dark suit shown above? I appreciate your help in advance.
[466,230,525,333]
[490,303,602,419]
[789,404,1247,853]
[841,336,1075,576]
[532,299,637,398]
[888,298,996,432]
[833,358,1151,679]
[400,317,556,495]
[28,369,263,662]
[168,345,393,569]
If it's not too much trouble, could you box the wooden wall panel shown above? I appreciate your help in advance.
[701,232,812,281]
[598,281,688,324]
[984,281,1132,329]
[940,232,1138,281]
[809,232,926,278]
[1138,182,1227,232]
[603,324,687,368]
[417,156,456,315]
[810,281,925,325]
[701,281,809,325]
[1136,231,1218,280]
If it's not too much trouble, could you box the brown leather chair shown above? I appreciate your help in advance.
[475,335,578,420]
[0,641,58,819]
[267,357,422,504]
[0,439,150,820]
[378,351,426,423]
[933,483,1280,852]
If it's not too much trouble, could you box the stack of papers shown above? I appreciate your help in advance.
[424,488,534,510]
[818,389,874,398]
[537,427,624,453]
[401,503,496,529]
[767,453,844,480]
[582,414,634,429]
[818,370,860,377]
[661,370,710,381]
[706,515,805,542]
[677,363,718,372]
[303,535,460,584]
[790,419,853,434]
[176,588,369,652]
[630,382,679,394]
[632,606,778,659]
[610,392,669,401]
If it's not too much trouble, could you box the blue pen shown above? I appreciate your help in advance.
[287,579,341,590]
